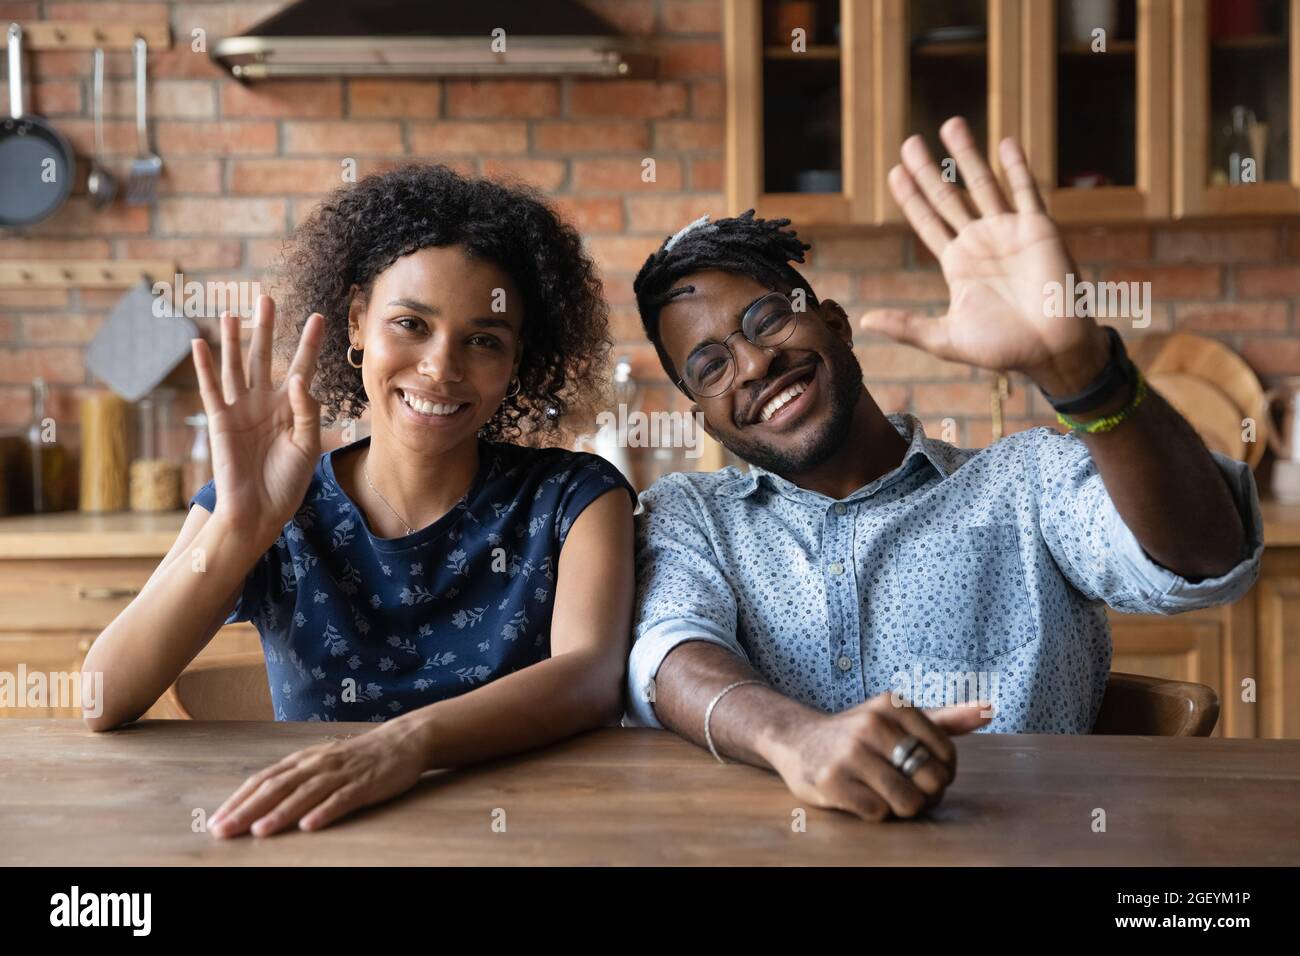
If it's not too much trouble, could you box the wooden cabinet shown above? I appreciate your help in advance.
[725,0,1298,223]
[0,513,259,720]
[1174,0,1300,216]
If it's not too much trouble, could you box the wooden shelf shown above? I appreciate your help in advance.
[1211,33,1287,50]
[910,40,987,58]
[763,44,839,60]
[0,260,177,289]
[13,21,171,51]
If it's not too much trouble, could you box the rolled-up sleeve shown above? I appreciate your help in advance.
[1025,429,1263,615]
[625,476,748,728]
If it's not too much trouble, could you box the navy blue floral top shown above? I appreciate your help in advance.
[190,436,635,722]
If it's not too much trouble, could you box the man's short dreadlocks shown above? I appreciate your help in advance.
[632,209,819,387]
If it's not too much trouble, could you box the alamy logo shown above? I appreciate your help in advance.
[49,886,151,936]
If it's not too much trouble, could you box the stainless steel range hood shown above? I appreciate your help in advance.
[212,0,654,80]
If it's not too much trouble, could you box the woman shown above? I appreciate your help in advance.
[83,165,637,838]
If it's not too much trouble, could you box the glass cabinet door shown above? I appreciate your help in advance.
[1175,0,1300,215]
[873,0,1020,224]
[724,0,873,223]
[1023,0,1171,221]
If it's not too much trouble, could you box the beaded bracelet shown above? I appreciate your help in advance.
[1055,364,1149,434]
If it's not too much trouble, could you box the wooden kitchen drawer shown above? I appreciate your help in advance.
[0,558,157,630]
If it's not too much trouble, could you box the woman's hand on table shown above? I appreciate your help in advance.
[207,719,429,838]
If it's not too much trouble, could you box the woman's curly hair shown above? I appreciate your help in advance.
[276,163,610,442]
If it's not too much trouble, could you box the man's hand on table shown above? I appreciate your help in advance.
[208,717,429,838]
[761,691,992,822]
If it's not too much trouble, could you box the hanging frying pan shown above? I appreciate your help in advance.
[0,22,74,227]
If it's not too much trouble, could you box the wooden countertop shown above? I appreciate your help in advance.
[2,721,1298,865]
[6,496,1300,557]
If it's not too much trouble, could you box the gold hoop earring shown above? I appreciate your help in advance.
[347,345,363,369]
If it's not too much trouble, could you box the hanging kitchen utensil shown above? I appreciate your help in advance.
[125,36,162,205]
[87,47,116,209]
[0,23,75,227]
[85,279,198,402]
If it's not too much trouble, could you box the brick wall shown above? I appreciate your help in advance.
[1,0,1298,476]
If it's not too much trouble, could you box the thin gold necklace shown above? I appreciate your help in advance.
[362,452,415,536]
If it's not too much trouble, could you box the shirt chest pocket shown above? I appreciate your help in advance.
[891,523,1037,664]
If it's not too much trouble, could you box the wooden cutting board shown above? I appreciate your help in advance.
[1147,371,1249,461]
[1131,332,1266,467]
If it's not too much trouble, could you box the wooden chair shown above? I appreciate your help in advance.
[1093,671,1220,737]
[164,656,1219,736]
[163,652,272,721]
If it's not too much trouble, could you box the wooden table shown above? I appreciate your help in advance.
[2,721,1298,865]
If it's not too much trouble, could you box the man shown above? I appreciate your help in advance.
[625,117,1262,822]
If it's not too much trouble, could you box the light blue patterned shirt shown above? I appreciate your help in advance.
[627,413,1263,733]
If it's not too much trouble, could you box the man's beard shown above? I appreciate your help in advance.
[714,341,863,476]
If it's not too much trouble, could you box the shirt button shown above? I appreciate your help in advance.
[828,561,844,575]
[834,503,847,515]
[837,655,853,672]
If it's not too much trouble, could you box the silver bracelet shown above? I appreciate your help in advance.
[704,680,765,764]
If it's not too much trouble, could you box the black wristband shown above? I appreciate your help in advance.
[1039,326,1134,415]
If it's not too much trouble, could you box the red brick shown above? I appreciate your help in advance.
[859,270,951,303]
[348,79,441,119]
[0,3,39,18]
[481,158,568,191]
[854,339,972,380]
[55,120,139,156]
[221,80,343,119]
[0,347,84,385]
[689,155,723,191]
[153,121,279,155]
[534,121,649,153]
[913,381,1028,418]
[663,0,723,34]
[867,383,910,415]
[105,79,217,119]
[231,159,354,195]
[447,80,559,118]
[246,239,287,271]
[582,0,656,36]
[805,234,906,270]
[654,119,723,150]
[1241,339,1300,377]
[569,81,687,119]
[689,80,724,118]
[0,238,112,259]
[27,200,150,237]
[586,235,663,274]
[157,158,223,196]
[409,122,527,156]
[657,39,724,77]
[1100,265,1223,300]
[550,197,625,234]
[626,194,728,232]
[23,314,105,345]
[46,2,167,17]
[572,157,681,192]
[157,198,287,236]
[0,289,70,308]
[1237,266,1300,298]
[1176,301,1289,333]
[284,121,405,155]
[1062,226,1151,264]
[1155,225,1280,263]
[120,239,243,270]
[0,79,83,115]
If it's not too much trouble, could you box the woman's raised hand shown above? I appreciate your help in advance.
[191,294,325,549]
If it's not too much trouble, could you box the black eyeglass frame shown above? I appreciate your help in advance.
[673,291,801,398]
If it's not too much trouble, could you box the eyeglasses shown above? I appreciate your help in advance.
[676,292,800,398]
